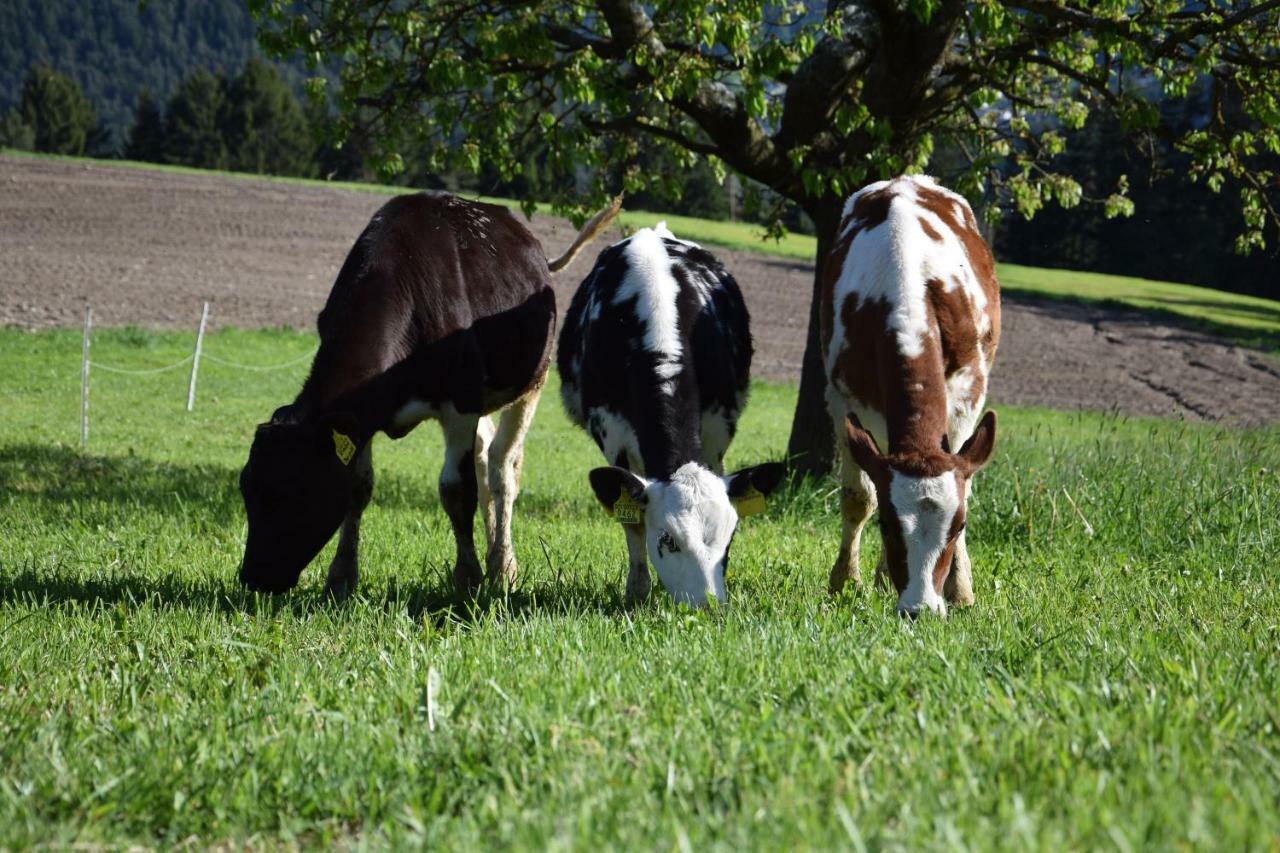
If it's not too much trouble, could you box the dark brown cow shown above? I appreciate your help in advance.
[821,175,1001,617]
[237,192,618,597]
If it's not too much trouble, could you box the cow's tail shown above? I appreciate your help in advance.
[546,195,624,273]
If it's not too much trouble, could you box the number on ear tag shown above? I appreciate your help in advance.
[732,485,767,518]
[332,430,356,465]
[610,491,644,525]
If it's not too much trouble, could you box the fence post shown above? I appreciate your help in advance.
[80,305,91,447]
[186,301,209,412]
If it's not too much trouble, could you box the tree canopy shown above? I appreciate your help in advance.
[254,1,1280,470]
[16,65,97,155]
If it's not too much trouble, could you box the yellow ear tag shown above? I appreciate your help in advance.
[732,485,767,518]
[610,491,644,525]
[332,430,356,466]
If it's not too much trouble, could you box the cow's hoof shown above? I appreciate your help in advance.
[485,548,518,588]
[827,562,862,596]
[624,571,651,606]
[452,559,484,594]
[324,559,358,601]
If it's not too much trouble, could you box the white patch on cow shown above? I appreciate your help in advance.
[588,407,642,472]
[614,228,683,394]
[831,176,983,362]
[700,405,734,474]
[651,220,700,248]
[391,399,451,433]
[889,469,961,616]
[642,462,737,606]
[438,405,478,487]
[945,366,980,446]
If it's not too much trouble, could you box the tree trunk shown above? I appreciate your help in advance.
[785,198,844,479]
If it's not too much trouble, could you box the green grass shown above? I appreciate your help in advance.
[14,148,1278,349]
[1000,263,1280,350]
[2,327,1278,848]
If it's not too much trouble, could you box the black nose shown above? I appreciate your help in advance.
[897,607,921,621]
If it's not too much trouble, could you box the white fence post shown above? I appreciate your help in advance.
[80,305,92,447]
[186,301,209,412]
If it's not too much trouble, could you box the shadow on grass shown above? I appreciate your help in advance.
[0,443,592,523]
[0,560,629,626]
[1004,290,1280,353]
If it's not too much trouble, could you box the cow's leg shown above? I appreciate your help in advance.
[829,427,876,595]
[623,520,650,605]
[485,387,541,586]
[324,442,373,600]
[474,415,497,550]
[944,480,976,607]
[439,409,484,593]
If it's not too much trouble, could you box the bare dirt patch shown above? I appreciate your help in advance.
[3,153,1278,425]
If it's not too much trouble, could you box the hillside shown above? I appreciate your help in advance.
[0,0,300,148]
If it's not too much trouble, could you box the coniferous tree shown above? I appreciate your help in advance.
[219,58,314,176]
[163,69,227,169]
[0,110,36,151]
[125,90,166,163]
[18,65,96,155]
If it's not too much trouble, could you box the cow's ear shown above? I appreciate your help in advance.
[725,461,786,518]
[321,411,361,437]
[318,412,362,466]
[957,410,997,475]
[589,467,649,512]
[845,415,885,477]
[726,462,786,499]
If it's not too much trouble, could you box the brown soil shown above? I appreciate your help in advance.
[3,153,1279,425]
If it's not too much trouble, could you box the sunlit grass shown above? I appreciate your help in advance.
[1,327,1278,847]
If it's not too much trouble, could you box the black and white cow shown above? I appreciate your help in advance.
[558,224,785,606]
[238,191,618,597]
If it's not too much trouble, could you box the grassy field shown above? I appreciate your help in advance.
[1,326,1278,848]
[7,149,1279,350]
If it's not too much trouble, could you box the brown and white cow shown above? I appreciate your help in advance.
[821,175,1000,617]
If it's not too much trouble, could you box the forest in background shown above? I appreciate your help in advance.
[1,0,1276,299]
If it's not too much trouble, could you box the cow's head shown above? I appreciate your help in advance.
[845,411,997,618]
[589,461,786,606]
[237,408,359,593]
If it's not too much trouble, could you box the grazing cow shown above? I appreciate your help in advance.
[237,191,619,597]
[821,175,1001,617]
[559,224,785,607]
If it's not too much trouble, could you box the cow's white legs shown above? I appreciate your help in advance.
[474,416,497,548]
[324,442,374,600]
[829,424,876,595]
[485,387,541,586]
[623,520,651,604]
[944,480,976,607]
[439,410,483,593]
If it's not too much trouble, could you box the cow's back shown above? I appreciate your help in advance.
[558,228,750,475]
[302,192,555,416]
[319,192,550,343]
[822,176,999,449]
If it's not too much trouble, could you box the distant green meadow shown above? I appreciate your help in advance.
[1,326,1277,847]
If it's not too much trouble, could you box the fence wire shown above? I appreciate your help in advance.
[79,302,319,447]
[88,354,194,375]
[201,347,318,371]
